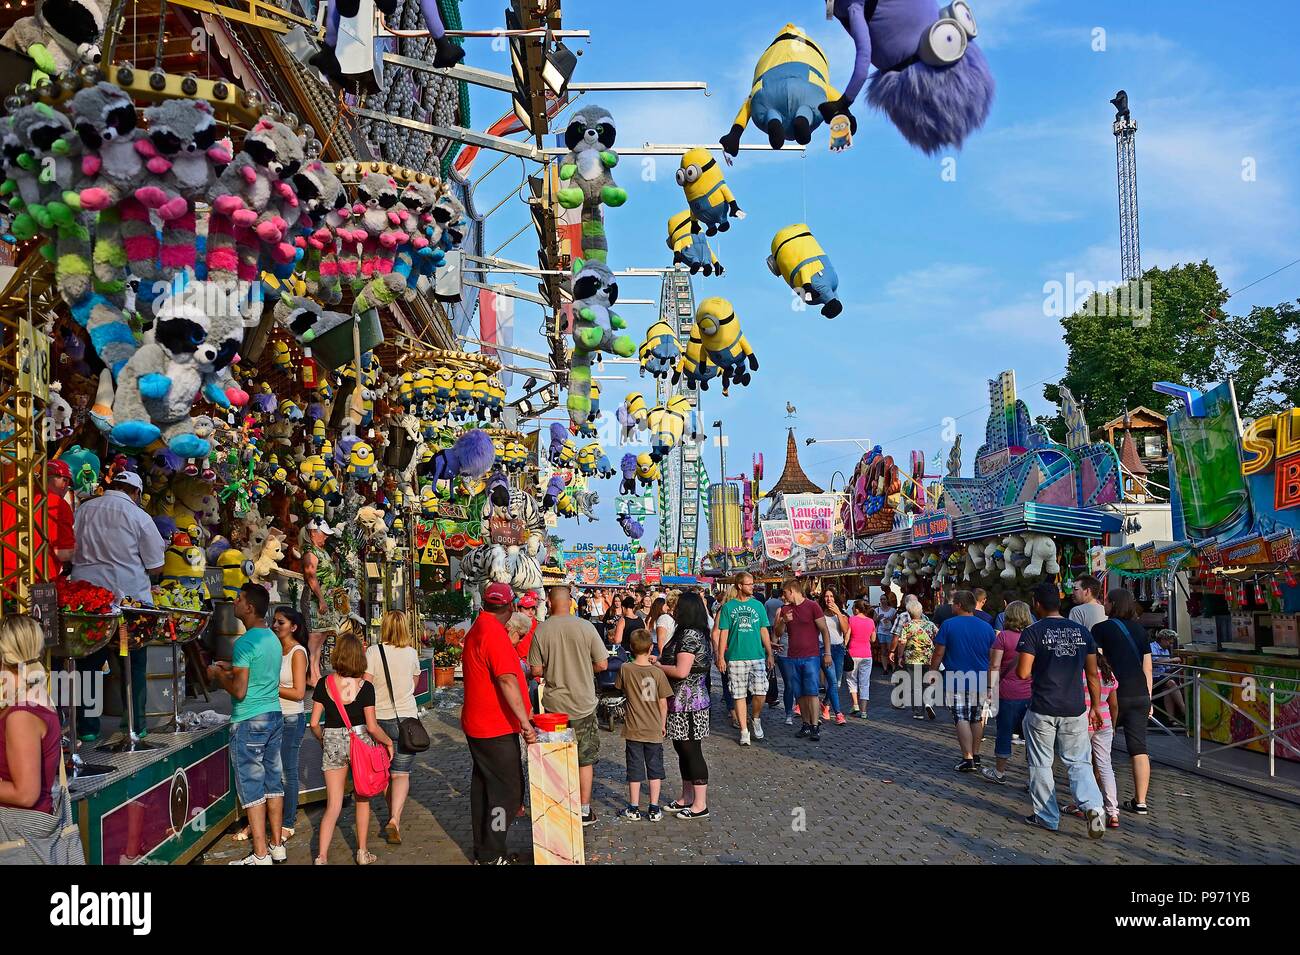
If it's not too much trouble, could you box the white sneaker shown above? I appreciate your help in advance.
[751,718,764,740]
[229,853,272,865]
[739,729,751,746]
[784,715,794,726]
[269,843,287,863]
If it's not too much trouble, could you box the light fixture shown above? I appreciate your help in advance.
[541,41,577,98]
[505,8,534,134]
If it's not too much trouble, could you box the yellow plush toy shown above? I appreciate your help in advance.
[678,148,742,236]
[768,224,843,318]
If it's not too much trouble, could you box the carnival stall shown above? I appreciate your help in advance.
[1100,380,1300,763]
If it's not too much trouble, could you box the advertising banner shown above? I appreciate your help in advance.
[762,519,794,561]
[785,494,836,548]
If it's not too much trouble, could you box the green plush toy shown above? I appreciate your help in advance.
[555,105,626,264]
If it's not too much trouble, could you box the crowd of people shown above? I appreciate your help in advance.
[0,560,1181,864]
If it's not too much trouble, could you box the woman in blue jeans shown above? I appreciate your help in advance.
[819,590,851,725]
[273,607,309,840]
[982,601,1033,784]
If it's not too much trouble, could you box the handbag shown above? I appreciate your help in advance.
[0,743,85,865]
[378,645,430,753]
[325,675,392,798]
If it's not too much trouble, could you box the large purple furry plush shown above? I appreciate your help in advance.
[542,475,566,511]
[419,428,496,486]
[825,0,994,155]
[617,513,643,540]
[619,453,637,497]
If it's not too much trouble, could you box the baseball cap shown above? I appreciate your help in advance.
[518,591,538,609]
[47,460,71,480]
[482,582,515,607]
[112,470,144,492]
[306,517,337,536]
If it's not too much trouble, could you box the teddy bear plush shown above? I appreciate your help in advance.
[353,172,405,280]
[1021,532,1060,578]
[1000,533,1026,581]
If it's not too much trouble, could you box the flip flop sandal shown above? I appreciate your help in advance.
[356,849,377,865]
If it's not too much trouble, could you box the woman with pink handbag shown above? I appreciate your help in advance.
[309,628,394,865]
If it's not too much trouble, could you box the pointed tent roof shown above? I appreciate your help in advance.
[769,429,823,496]
[1118,428,1149,475]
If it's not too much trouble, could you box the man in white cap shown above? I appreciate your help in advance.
[69,469,166,739]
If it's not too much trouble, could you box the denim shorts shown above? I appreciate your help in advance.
[378,718,416,774]
[624,740,665,782]
[231,712,285,808]
[787,656,822,698]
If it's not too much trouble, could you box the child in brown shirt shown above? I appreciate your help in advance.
[614,628,673,821]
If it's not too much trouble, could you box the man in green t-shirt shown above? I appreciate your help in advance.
[207,583,286,865]
[714,573,773,745]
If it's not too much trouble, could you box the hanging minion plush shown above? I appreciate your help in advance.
[250,477,271,501]
[505,440,527,472]
[398,371,418,408]
[595,453,616,480]
[300,454,330,491]
[719,23,849,154]
[311,418,326,448]
[768,224,843,318]
[428,366,452,415]
[677,147,742,236]
[555,490,578,518]
[635,452,661,487]
[493,439,508,470]
[420,484,441,518]
[648,394,698,462]
[216,548,255,600]
[674,326,723,391]
[577,442,601,476]
[303,497,327,517]
[279,399,304,421]
[451,369,475,420]
[271,339,294,374]
[695,296,758,392]
[347,441,377,481]
[486,374,506,420]
[623,392,649,429]
[667,209,723,276]
[577,379,602,438]
[639,321,682,380]
[471,370,492,420]
[160,536,209,596]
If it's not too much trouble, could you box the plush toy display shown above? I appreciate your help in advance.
[634,452,661,487]
[639,320,682,380]
[617,453,638,496]
[1,0,104,82]
[821,0,994,155]
[691,297,758,392]
[1021,532,1059,578]
[666,209,722,276]
[678,147,742,236]
[556,106,626,265]
[647,394,697,463]
[616,512,644,540]
[566,259,635,429]
[417,427,495,489]
[768,224,842,318]
[719,23,849,154]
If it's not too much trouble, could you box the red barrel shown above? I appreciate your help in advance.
[533,713,569,733]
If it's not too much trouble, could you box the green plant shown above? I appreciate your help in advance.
[432,643,463,668]
[423,587,471,622]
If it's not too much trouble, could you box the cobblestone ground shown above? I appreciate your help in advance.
[202,669,1300,865]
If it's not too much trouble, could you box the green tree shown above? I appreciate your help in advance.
[1222,299,1300,419]
[1044,261,1231,430]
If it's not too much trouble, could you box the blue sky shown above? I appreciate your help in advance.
[457,0,1300,548]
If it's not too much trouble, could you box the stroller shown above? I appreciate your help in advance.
[595,646,629,732]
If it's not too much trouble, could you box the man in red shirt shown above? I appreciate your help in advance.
[461,582,536,864]
[41,460,75,578]
[773,579,831,741]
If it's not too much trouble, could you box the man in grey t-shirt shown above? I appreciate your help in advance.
[1068,574,1107,631]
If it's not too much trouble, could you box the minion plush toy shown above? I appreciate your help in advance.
[677,148,742,236]
[505,441,527,472]
[768,224,843,318]
[647,399,685,463]
[577,442,600,476]
[635,452,661,487]
[485,374,506,420]
[470,370,491,420]
[271,339,294,373]
[674,334,723,392]
[216,548,254,600]
[666,209,723,276]
[719,23,852,154]
[694,297,758,393]
[623,392,649,430]
[429,366,454,416]
[639,320,682,380]
[451,369,475,420]
[347,441,377,480]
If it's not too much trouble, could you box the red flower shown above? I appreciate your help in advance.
[55,578,116,615]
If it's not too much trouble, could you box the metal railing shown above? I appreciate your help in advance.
[1146,660,1300,779]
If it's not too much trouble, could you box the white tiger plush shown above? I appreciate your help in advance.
[506,545,546,620]
[456,542,508,612]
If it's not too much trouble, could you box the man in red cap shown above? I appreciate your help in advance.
[461,581,536,864]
